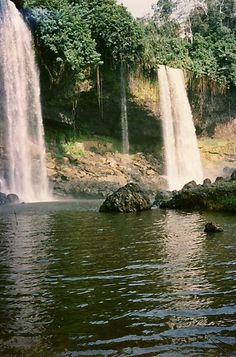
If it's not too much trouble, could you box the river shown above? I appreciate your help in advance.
[0,201,235,356]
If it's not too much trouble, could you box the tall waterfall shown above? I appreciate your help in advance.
[120,62,129,154]
[0,0,50,202]
[158,65,203,190]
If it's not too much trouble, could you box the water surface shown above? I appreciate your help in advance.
[0,201,235,356]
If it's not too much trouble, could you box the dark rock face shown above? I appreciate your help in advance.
[99,183,151,213]
[204,222,224,233]
[0,192,19,205]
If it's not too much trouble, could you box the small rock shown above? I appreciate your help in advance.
[215,176,224,183]
[182,180,197,190]
[203,178,212,186]
[204,222,224,233]
[230,170,236,181]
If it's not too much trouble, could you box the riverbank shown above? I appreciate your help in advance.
[46,138,166,198]
[46,136,236,200]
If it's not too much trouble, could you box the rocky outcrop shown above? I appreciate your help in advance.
[99,183,151,213]
[46,146,166,198]
[204,222,224,233]
[0,192,19,205]
[159,173,236,213]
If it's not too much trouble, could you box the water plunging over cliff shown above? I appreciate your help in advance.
[120,62,129,154]
[158,65,203,190]
[0,0,50,201]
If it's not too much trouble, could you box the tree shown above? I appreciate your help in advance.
[153,0,175,25]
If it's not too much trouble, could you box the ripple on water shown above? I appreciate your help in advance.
[0,203,235,356]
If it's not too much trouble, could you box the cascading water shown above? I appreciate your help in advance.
[120,62,129,155]
[0,0,50,202]
[158,65,203,190]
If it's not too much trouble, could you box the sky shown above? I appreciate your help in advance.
[116,0,155,18]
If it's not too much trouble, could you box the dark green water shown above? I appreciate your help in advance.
[0,201,235,356]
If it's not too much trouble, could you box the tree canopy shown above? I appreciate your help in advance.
[23,0,236,86]
[24,0,144,82]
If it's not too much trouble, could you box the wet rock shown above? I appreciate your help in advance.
[204,222,224,233]
[215,176,224,183]
[203,178,212,186]
[0,192,19,205]
[159,178,236,213]
[99,183,151,213]
[230,170,236,181]
[0,192,8,205]
[7,194,19,203]
[154,191,172,207]
[182,180,197,189]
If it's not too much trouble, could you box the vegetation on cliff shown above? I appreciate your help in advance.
[20,0,235,139]
[23,0,236,87]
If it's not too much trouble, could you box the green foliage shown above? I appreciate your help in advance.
[153,0,175,24]
[24,0,235,93]
[188,2,236,85]
[24,0,144,82]
[25,0,100,81]
[141,0,236,86]
[218,195,236,213]
[78,0,145,64]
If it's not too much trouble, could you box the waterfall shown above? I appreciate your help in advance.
[0,0,50,202]
[120,62,129,154]
[158,65,203,190]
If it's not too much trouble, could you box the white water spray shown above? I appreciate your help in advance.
[158,65,203,190]
[0,0,50,202]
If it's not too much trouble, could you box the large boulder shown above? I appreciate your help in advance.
[7,194,19,203]
[99,183,151,213]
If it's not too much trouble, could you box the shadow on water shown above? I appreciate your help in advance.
[0,202,235,356]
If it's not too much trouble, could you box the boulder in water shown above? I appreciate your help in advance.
[204,222,224,233]
[0,192,19,205]
[7,193,19,203]
[0,192,8,205]
[99,183,151,213]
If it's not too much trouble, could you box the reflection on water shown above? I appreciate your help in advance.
[0,212,52,351]
[162,212,211,330]
[0,201,235,356]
